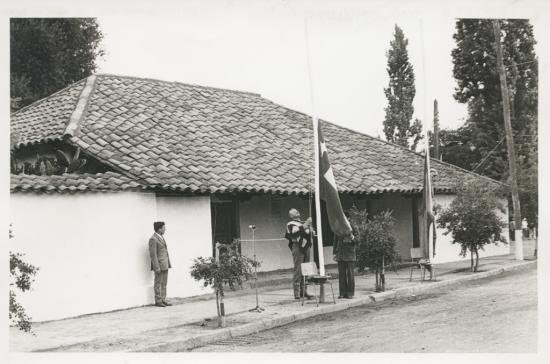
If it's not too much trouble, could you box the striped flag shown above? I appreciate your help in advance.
[318,121,352,237]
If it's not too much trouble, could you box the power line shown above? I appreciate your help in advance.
[506,59,538,68]
[472,137,506,173]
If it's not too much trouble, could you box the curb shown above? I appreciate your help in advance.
[136,260,535,352]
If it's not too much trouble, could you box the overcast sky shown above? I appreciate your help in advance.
[95,2,476,142]
[0,0,529,149]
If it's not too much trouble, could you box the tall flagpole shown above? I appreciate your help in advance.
[419,19,432,262]
[304,18,326,276]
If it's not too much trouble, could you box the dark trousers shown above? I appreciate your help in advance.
[154,270,168,303]
[337,261,355,298]
[291,243,310,298]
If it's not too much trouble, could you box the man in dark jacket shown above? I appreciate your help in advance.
[149,221,172,307]
[333,230,357,299]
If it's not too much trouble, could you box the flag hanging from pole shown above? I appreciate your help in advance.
[317,121,352,237]
[419,148,436,258]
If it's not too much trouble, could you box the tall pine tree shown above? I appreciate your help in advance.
[383,25,422,150]
[451,18,538,227]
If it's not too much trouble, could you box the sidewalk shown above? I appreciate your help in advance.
[9,254,536,352]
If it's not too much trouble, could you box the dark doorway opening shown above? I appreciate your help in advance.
[211,196,240,257]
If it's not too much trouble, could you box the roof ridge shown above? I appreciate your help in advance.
[64,75,98,137]
[94,73,262,97]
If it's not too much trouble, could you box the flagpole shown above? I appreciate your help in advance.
[304,18,326,276]
[419,19,432,262]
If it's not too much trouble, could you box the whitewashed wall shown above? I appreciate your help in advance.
[155,196,213,297]
[432,195,510,264]
[9,192,212,322]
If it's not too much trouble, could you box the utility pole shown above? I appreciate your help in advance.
[433,99,440,160]
[492,19,523,260]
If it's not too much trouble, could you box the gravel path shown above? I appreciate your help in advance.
[192,265,537,352]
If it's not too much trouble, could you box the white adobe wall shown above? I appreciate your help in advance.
[9,192,212,322]
[432,194,510,264]
[154,196,213,297]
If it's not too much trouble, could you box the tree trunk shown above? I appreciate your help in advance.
[474,246,479,272]
[381,257,386,292]
[218,289,226,328]
[470,249,474,272]
[215,290,220,318]
[375,269,380,291]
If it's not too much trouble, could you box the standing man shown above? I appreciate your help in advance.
[285,208,313,300]
[149,221,172,307]
[333,229,357,299]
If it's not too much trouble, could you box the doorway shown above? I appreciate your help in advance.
[211,196,240,256]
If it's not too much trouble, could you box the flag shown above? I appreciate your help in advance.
[419,148,436,258]
[318,121,352,237]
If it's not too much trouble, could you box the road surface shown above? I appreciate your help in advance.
[192,265,537,352]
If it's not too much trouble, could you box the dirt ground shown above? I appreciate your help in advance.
[192,265,537,353]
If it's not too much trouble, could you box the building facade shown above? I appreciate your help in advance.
[10,74,509,321]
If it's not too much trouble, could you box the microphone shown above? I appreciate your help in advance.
[248,225,257,230]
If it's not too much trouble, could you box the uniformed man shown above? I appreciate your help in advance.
[285,208,314,300]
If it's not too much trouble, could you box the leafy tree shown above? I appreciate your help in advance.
[9,225,39,333]
[437,180,507,272]
[383,25,423,150]
[428,124,481,171]
[190,240,258,327]
[450,19,538,226]
[10,18,104,110]
[348,206,399,291]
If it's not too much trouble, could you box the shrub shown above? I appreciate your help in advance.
[9,225,39,333]
[348,206,399,291]
[190,239,258,327]
[437,180,507,272]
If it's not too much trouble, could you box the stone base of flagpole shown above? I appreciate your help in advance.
[318,283,326,303]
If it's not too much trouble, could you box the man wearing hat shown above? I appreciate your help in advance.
[285,208,314,300]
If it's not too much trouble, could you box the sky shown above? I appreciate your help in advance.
[91,0,548,144]
[95,1,472,141]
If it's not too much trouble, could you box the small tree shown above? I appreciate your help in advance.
[9,225,39,333]
[190,240,258,327]
[348,206,400,292]
[437,180,507,272]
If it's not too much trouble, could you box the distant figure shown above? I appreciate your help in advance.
[285,208,314,300]
[522,218,529,238]
[333,226,357,299]
[149,221,172,307]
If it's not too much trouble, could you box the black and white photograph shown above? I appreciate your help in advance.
[4,0,549,361]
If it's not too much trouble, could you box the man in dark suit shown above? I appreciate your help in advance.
[149,221,172,307]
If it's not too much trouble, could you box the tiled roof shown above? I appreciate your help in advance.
[11,79,86,147]
[10,172,145,193]
[10,74,503,195]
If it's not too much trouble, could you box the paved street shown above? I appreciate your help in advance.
[192,264,537,352]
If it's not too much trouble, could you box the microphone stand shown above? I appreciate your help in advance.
[248,225,264,313]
